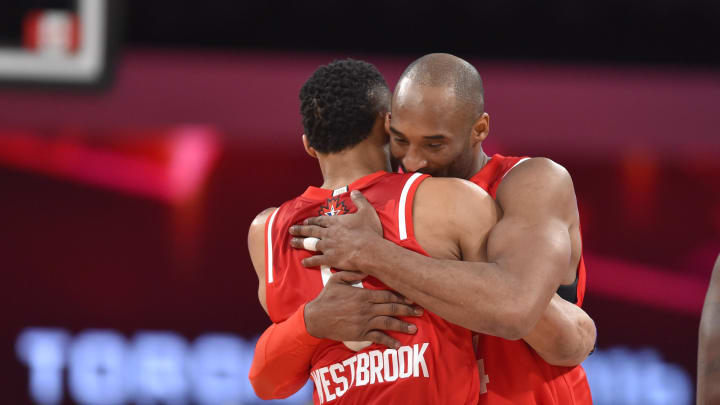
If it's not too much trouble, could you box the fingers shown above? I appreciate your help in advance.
[365,331,401,350]
[302,237,320,251]
[372,303,423,317]
[304,215,333,227]
[329,271,367,284]
[350,190,371,211]
[302,254,330,268]
[290,237,331,253]
[289,224,326,238]
[366,289,414,305]
[368,316,417,335]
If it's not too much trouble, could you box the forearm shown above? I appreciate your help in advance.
[522,295,596,367]
[359,238,544,339]
[698,255,720,405]
[698,301,720,405]
[249,304,321,399]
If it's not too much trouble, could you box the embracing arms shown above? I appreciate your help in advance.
[522,294,596,366]
[291,159,595,362]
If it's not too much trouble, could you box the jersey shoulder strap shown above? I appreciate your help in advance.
[396,172,429,242]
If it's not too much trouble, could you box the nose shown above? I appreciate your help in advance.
[402,147,428,172]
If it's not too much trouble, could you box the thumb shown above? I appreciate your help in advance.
[330,270,368,284]
[350,190,372,211]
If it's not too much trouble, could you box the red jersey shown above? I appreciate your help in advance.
[469,154,592,405]
[264,171,480,405]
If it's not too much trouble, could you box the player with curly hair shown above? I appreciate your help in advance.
[247,58,595,404]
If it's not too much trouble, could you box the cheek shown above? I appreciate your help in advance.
[448,146,475,173]
[449,142,470,161]
[389,143,406,160]
[427,148,455,166]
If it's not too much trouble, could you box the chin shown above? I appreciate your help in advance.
[418,168,446,177]
[390,157,402,173]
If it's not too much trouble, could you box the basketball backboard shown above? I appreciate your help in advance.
[0,0,121,88]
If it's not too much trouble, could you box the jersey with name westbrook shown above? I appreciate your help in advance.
[264,171,480,405]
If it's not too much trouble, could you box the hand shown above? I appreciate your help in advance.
[289,190,383,271]
[304,271,422,349]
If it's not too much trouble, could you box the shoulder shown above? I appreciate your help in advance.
[251,207,278,228]
[497,157,577,217]
[416,177,499,224]
[418,177,494,205]
[248,207,278,278]
[411,177,499,259]
[420,176,492,197]
[503,157,573,189]
[248,207,279,245]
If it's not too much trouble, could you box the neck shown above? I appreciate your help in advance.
[317,144,390,190]
[469,148,490,178]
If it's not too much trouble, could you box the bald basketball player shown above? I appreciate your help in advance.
[250,58,595,404]
[698,253,720,404]
[290,54,594,404]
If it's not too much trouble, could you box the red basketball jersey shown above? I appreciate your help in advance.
[264,171,480,405]
[469,154,592,405]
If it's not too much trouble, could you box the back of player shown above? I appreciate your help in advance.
[264,171,480,405]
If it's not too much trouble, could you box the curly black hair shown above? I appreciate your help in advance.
[300,59,390,154]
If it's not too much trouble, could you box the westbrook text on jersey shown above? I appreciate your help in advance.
[310,343,430,404]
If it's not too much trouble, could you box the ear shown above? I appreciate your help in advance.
[470,113,490,145]
[302,134,318,159]
[384,112,391,135]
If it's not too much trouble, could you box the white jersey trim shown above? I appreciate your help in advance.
[266,207,280,284]
[501,157,531,180]
[398,172,424,241]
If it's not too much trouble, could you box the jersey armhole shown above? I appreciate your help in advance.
[501,157,531,180]
[264,207,280,321]
[491,156,531,197]
[264,207,280,285]
[398,173,430,241]
[576,254,587,307]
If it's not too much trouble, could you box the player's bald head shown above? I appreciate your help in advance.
[387,54,490,179]
[396,53,484,119]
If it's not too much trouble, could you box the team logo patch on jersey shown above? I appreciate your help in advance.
[319,197,349,216]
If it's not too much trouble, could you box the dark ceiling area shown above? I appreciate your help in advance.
[124,0,720,66]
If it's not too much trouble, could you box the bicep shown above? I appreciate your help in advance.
[489,159,578,301]
[486,214,571,294]
[248,208,277,315]
[414,177,499,261]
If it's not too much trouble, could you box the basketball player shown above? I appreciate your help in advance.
[290,54,594,404]
[249,58,595,403]
[249,58,499,403]
[698,253,720,404]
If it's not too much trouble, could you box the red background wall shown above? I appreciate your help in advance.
[1,50,717,403]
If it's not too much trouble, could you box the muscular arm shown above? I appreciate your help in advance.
[523,295,596,366]
[413,174,594,363]
[295,159,581,341]
[698,253,720,405]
